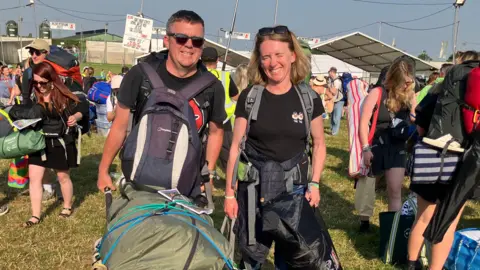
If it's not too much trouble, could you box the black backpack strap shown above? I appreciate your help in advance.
[243,85,264,148]
[295,83,316,153]
[295,83,315,134]
[138,62,165,90]
[180,71,217,101]
[130,60,164,127]
[231,85,264,190]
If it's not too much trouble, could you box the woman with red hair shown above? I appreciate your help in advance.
[9,62,88,227]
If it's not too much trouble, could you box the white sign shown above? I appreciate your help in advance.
[49,22,76,31]
[122,14,154,53]
[297,37,320,45]
[225,31,251,40]
[152,27,167,36]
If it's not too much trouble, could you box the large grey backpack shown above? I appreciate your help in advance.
[120,62,217,197]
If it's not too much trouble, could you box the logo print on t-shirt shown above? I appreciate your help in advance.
[298,112,304,124]
[292,112,303,124]
[189,98,205,131]
[292,112,299,123]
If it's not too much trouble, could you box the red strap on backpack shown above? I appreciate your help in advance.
[368,87,383,144]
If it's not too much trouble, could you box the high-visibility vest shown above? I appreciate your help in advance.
[208,68,236,127]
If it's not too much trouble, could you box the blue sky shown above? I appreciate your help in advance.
[1,0,479,60]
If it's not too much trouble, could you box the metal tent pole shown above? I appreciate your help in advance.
[222,0,240,71]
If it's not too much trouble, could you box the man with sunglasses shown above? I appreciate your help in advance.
[97,10,226,199]
[21,39,50,106]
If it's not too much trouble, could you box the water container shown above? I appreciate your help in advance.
[95,104,108,122]
[95,119,111,137]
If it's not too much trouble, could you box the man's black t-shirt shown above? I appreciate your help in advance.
[117,59,226,133]
[235,86,325,162]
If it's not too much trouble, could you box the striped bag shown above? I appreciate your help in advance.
[410,142,461,184]
[8,156,29,189]
[347,79,369,177]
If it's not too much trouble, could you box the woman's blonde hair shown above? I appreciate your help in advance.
[233,63,249,91]
[458,50,479,63]
[248,27,311,86]
[384,59,415,113]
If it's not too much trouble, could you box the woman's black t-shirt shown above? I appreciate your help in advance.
[235,86,324,162]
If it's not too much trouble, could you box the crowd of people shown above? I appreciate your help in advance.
[0,7,479,270]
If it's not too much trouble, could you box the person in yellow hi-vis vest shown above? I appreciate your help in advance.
[201,47,240,174]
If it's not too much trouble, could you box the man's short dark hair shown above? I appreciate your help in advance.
[166,10,205,33]
[121,66,130,74]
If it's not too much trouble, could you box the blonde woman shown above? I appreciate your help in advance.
[359,57,416,215]
[233,63,249,92]
[224,25,340,269]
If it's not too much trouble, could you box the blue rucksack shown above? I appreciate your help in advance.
[340,73,353,103]
[87,82,111,104]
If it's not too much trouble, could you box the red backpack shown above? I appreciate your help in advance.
[462,66,480,134]
[44,46,83,92]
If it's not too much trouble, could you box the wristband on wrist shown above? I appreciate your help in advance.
[362,145,372,152]
[308,182,320,189]
[225,195,235,199]
[208,169,217,179]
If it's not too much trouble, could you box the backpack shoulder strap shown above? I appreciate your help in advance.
[245,85,264,122]
[240,85,264,151]
[180,71,217,101]
[295,83,316,152]
[138,62,165,90]
[368,87,383,144]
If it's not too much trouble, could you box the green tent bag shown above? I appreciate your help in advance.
[0,129,45,159]
[97,185,233,270]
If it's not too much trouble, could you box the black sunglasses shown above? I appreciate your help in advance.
[167,32,205,48]
[258,25,290,36]
[29,49,46,56]
[33,80,50,88]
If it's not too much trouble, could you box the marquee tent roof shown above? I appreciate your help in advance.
[311,32,438,73]
[204,39,250,68]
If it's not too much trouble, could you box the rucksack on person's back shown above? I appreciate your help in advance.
[120,62,217,197]
[87,82,111,104]
[340,73,353,103]
[44,45,83,93]
[462,64,480,135]
[427,60,480,146]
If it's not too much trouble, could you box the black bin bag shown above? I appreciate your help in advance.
[261,192,342,270]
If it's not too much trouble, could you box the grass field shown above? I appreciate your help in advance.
[80,63,131,77]
[0,121,478,269]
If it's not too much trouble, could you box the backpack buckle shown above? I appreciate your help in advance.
[474,110,480,123]
[473,110,480,130]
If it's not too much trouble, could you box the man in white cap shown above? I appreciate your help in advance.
[106,75,123,122]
